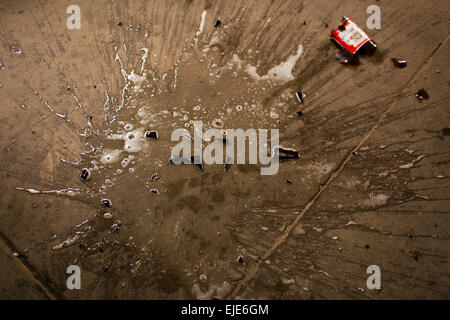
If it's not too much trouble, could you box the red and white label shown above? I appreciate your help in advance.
[331,18,371,54]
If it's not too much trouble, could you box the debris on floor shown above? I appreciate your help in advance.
[274,146,300,160]
[150,188,160,195]
[330,16,377,64]
[111,221,121,232]
[102,199,112,207]
[151,173,160,180]
[145,130,158,139]
[80,168,91,181]
[391,58,407,68]
[416,88,429,101]
[295,91,305,104]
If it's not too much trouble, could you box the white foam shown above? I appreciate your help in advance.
[115,48,149,102]
[16,187,40,194]
[196,10,207,37]
[100,149,122,164]
[209,32,220,47]
[16,187,81,196]
[140,48,149,73]
[124,123,134,131]
[364,193,389,207]
[121,155,135,168]
[230,54,243,69]
[245,44,303,83]
[127,71,146,84]
[107,128,147,153]
[52,235,79,250]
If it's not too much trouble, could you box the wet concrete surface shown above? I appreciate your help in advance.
[0,0,449,299]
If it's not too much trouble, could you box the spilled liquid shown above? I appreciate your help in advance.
[16,16,306,299]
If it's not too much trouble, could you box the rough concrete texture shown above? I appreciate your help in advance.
[0,0,449,299]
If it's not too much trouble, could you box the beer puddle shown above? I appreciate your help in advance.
[16,18,305,298]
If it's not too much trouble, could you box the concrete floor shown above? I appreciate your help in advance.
[0,0,449,299]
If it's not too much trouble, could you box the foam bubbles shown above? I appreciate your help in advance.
[100,149,122,164]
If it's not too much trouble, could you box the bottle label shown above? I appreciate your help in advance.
[331,18,371,54]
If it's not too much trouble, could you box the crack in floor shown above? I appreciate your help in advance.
[0,231,57,300]
[229,33,450,299]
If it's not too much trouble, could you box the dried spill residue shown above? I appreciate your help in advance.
[362,193,389,208]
